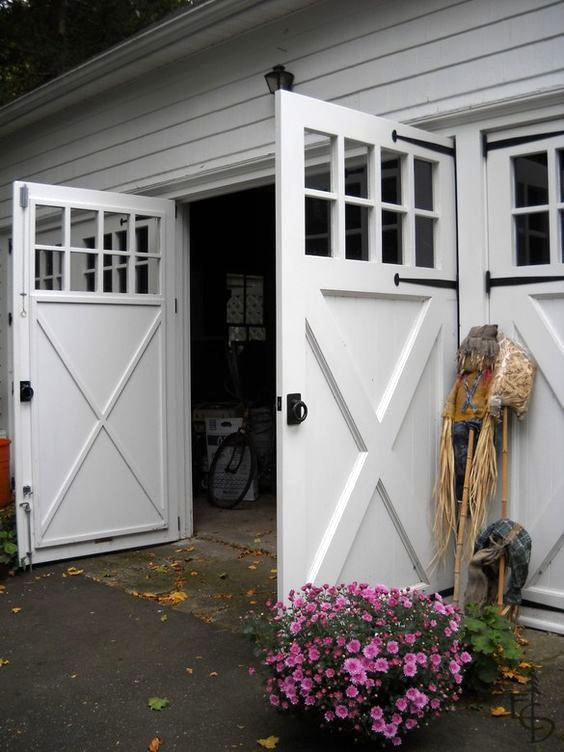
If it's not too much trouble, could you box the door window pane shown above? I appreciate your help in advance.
[135,257,159,294]
[345,139,369,199]
[35,249,63,290]
[382,210,403,264]
[305,197,332,256]
[414,159,433,210]
[70,252,97,292]
[35,205,64,247]
[515,212,550,265]
[226,273,265,345]
[71,208,98,249]
[514,153,548,207]
[103,255,128,293]
[560,150,564,201]
[103,212,130,250]
[345,204,369,260]
[305,131,332,192]
[415,216,435,268]
[134,217,160,254]
[381,152,401,205]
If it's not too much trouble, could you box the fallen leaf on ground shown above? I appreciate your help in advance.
[0,585,6,593]
[149,564,170,574]
[158,591,188,606]
[209,671,218,678]
[257,736,279,749]
[185,667,193,674]
[190,571,199,576]
[11,607,22,614]
[147,697,170,711]
[490,706,511,717]
[245,588,257,596]
[248,565,257,571]
[148,738,162,751]
[160,614,168,623]
[66,567,84,576]
[270,569,277,574]
[0,658,9,666]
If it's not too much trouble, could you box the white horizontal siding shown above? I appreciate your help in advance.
[0,0,562,223]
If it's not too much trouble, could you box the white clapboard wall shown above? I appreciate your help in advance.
[0,0,562,224]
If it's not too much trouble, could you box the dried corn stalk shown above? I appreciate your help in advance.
[489,335,536,419]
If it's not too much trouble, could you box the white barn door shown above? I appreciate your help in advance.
[12,182,179,565]
[486,131,564,632]
[276,92,458,600]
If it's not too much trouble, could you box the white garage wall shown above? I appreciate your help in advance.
[0,0,562,225]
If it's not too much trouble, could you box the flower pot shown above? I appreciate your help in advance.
[0,439,11,508]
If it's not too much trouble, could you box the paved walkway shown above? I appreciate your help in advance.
[1,500,563,751]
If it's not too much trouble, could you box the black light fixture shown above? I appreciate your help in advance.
[264,64,294,94]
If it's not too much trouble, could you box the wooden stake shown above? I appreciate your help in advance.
[453,428,475,605]
[497,407,509,606]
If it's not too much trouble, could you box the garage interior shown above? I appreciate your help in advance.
[188,185,277,537]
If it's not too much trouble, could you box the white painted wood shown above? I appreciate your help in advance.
[12,182,180,564]
[276,91,458,599]
[486,130,564,631]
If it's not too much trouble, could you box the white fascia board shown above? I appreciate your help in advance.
[0,0,320,138]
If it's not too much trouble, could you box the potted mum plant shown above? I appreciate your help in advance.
[247,582,471,747]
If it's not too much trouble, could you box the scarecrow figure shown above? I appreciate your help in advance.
[434,325,499,563]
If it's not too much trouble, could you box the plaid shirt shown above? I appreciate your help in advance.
[474,519,532,605]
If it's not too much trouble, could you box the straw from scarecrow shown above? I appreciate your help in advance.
[433,325,500,564]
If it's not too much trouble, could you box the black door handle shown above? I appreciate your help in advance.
[287,393,308,425]
[20,381,34,402]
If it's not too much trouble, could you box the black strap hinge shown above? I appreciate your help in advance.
[483,130,564,158]
[394,273,458,290]
[391,130,455,157]
[486,270,564,294]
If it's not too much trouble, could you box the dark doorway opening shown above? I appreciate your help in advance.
[188,185,276,542]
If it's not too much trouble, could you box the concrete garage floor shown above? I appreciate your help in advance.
[63,493,279,632]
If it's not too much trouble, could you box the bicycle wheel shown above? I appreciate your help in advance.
[207,431,257,508]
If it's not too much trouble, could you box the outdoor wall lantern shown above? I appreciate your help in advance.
[264,65,294,93]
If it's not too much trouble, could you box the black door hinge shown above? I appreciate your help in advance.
[392,130,455,157]
[485,271,564,294]
[394,273,458,290]
[483,130,564,158]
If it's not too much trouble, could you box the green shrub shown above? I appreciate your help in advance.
[0,509,17,567]
[461,602,522,694]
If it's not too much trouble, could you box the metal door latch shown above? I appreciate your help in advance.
[20,381,34,402]
[287,393,308,425]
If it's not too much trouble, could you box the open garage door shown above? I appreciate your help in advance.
[275,92,458,600]
[12,182,180,565]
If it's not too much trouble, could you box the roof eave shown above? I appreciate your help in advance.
[0,0,316,137]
